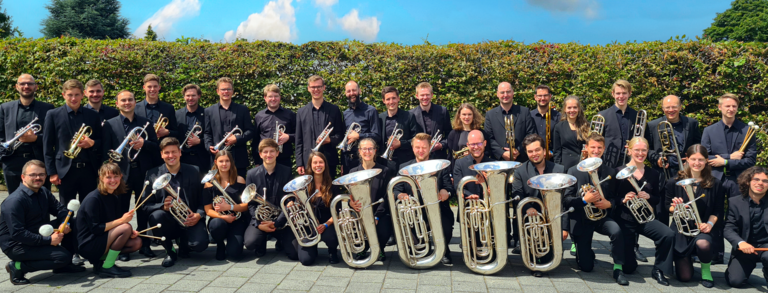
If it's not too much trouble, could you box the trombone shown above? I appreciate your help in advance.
[63,124,93,159]
[576,158,611,221]
[381,123,403,160]
[580,115,605,160]
[107,122,150,162]
[213,126,243,152]
[181,123,203,149]
[545,106,551,159]
[616,165,655,223]
[312,122,333,152]
[504,114,515,157]
[0,117,42,159]
[622,110,647,164]
[154,114,169,134]
[658,121,684,179]
[337,122,361,152]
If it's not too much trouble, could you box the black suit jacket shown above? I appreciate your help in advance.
[483,105,537,162]
[203,102,255,169]
[175,106,210,169]
[0,100,54,164]
[552,120,584,171]
[452,155,494,199]
[42,105,102,178]
[410,104,451,160]
[379,108,423,166]
[135,99,179,141]
[295,101,344,169]
[598,106,638,169]
[102,115,158,179]
[645,115,700,175]
[139,163,204,218]
[724,195,768,249]
[701,119,758,181]
[564,163,618,234]
[244,164,292,228]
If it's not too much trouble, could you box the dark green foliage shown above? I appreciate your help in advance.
[40,0,130,39]
[144,25,157,41]
[0,0,20,38]
[704,0,768,42]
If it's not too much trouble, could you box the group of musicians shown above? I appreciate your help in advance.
[0,74,765,288]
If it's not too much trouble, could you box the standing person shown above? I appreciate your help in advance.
[0,74,54,193]
[724,166,768,287]
[598,80,639,169]
[135,74,178,142]
[446,103,491,166]
[484,82,536,163]
[102,90,159,259]
[552,95,589,171]
[204,77,255,177]
[0,160,84,285]
[203,151,248,261]
[176,84,210,176]
[378,86,422,168]
[295,75,344,177]
[530,85,561,160]
[666,144,724,288]
[253,84,296,169]
[340,80,381,175]
[83,79,119,125]
[410,82,451,160]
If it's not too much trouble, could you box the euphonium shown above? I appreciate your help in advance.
[63,123,93,159]
[108,122,150,162]
[381,123,403,160]
[311,122,333,152]
[580,114,605,160]
[181,123,203,149]
[201,169,241,220]
[428,129,442,154]
[576,157,611,221]
[386,159,451,269]
[213,126,243,152]
[0,117,42,159]
[337,122,361,152]
[154,114,169,134]
[623,110,647,164]
[240,184,281,222]
[453,147,470,160]
[672,178,705,237]
[151,174,192,226]
[330,169,385,268]
[457,161,521,275]
[519,173,577,272]
[658,121,684,179]
[274,121,286,153]
[616,165,654,223]
[281,175,322,247]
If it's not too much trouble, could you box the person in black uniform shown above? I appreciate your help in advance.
[563,133,629,285]
[484,82,536,163]
[340,80,381,175]
[253,84,296,169]
[102,90,159,259]
[43,79,102,204]
[83,79,119,125]
[204,77,254,177]
[410,82,451,160]
[615,137,674,286]
[597,80,638,169]
[0,74,54,193]
[446,103,491,166]
[176,84,210,176]
[296,75,344,177]
[203,151,248,261]
[553,96,589,171]
[135,74,178,144]
[666,144,724,288]
[392,133,455,264]
[530,85,561,160]
[724,166,768,287]
[243,139,296,259]
[140,137,208,267]
[76,163,141,278]
[378,86,423,168]
[0,160,84,285]
[453,130,494,201]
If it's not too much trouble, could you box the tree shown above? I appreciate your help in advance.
[40,0,130,39]
[144,25,157,41]
[0,0,20,38]
[703,0,768,42]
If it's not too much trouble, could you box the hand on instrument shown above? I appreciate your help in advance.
[657,158,668,168]
[183,213,201,227]
[130,230,139,239]
[347,130,359,144]
[432,142,442,151]
[669,197,684,212]
[120,210,135,224]
[622,192,636,204]
[637,191,650,200]
[465,194,480,200]
[391,138,401,149]
[321,136,331,145]
[286,201,294,208]
[317,224,326,234]
[349,199,362,212]
[129,137,145,150]
[157,127,170,138]
[214,202,232,212]
[58,222,71,234]
[209,146,218,154]
[297,167,305,175]
[708,155,726,167]
[475,172,486,185]
[438,189,450,201]
[258,221,276,232]
[526,207,538,217]
[582,189,601,203]
[225,134,237,146]
[562,231,568,241]
[738,242,757,255]
[50,231,64,246]
[186,134,201,147]
[77,136,95,149]
[502,148,511,161]
[730,151,744,160]
[220,214,236,224]
[699,222,712,234]
[163,196,173,211]
[397,193,409,201]
[594,199,611,209]
[19,130,37,143]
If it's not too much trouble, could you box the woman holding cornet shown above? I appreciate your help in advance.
[446,103,490,166]
[665,144,724,288]
[203,151,248,261]
[76,163,142,278]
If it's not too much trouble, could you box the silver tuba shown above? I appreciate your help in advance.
[337,122,361,152]
[181,123,203,149]
[281,175,322,247]
[457,161,521,275]
[312,122,333,152]
[274,121,286,153]
[519,173,577,271]
[381,123,403,160]
[108,122,150,162]
[616,165,654,223]
[672,178,705,237]
[576,158,611,221]
[240,184,281,222]
[201,169,241,220]
[330,169,385,268]
[0,117,42,159]
[386,159,451,269]
[151,174,192,226]
[213,126,243,152]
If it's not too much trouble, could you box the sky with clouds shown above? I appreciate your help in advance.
[5,0,731,44]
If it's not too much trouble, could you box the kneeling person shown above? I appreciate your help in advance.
[204,151,249,261]
[725,166,768,287]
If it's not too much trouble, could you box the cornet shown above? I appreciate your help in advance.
[154,114,169,134]
[576,158,611,221]
[201,169,241,220]
[337,122,361,152]
[151,174,192,226]
[616,165,654,223]
[213,126,243,152]
[381,123,403,160]
[312,122,333,152]
[181,123,203,149]
[274,121,286,153]
[108,122,150,162]
[240,184,281,222]
[622,110,647,164]
[63,124,93,159]
[281,175,322,247]
[581,114,605,160]
[428,129,442,153]
[0,117,42,159]
[658,121,684,179]
[672,178,705,237]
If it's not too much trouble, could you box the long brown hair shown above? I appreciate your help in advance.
[560,95,590,141]
[306,152,333,206]
[676,144,714,189]
[451,103,484,131]
[98,162,127,195]
[212,150,238,184]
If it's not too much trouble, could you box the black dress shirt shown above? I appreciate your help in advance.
[0,185,67,251]
[253,106,296,166]
[14,100,36,153]
[342,102,381,151]
[83,104,119,124]
[612,105,631,143]
[218,104,235,134]
[65,104,87,162]
[145,102,160,123]
[724,123,739,153]
[748,198,768,245]
[530,108,561,150]
[295,101,344,169]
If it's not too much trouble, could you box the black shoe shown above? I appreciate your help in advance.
[5,262,29,285]
[613,269,629,286]
[701,279,715,288]
[92,261,103,274]
[178,247,190,259]
[569,243,576,256]
[118,253,130,262]
[386,236,396,247]
[329,252,339,264]
[511,245,521,254]
[139,246,156,258]
[98,265,131,278]
[441,254,453,265]
[531,270,543,277]
[378,252,386,262]
[254,250,266,257]
[162,251,177,268]
[53,263,86,274]
[635,247,648,262]
[652,269,669,286]
[215,245,226,261]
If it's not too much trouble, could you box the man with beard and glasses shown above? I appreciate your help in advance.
[340,80,381,175]
[409,82,451,160]
[175,84,210,176]
[253,84,296,169]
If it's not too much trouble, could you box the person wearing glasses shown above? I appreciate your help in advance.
[204,77,255,177]
[724,166,768,287]
[295,75,344,177]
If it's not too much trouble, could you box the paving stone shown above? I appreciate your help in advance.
[198,287,238,293]
[99,278,145,289]
[284,270,322,281]
[208,276,249,288]
[166,280,209,291]
[452,281,488,292]
[124,283,170,293]
[314,276,351,287]
[345,282,383,293]
[416,285,451,293]
[142,273,185,284]
[236,283,278,293]
[274,279,315,291]
[383,278,418,289]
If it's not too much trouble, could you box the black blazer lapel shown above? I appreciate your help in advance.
[8,102,18,137]
[210,105,222,142]
[412,108,425,131]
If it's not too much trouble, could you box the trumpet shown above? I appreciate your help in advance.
[672,178,705,236]
[337,122,361,152]
[519,173,577,272]
[281,175,322,247]
[240,184,281,223]
[213,126,243,152]
[154,114,169,134]
[581,114,605,160]
[108,122,150,162]
[201,169,241,220]
[381,123,403,160]
[453,147,470,160]
[504,115,515,156]
[616,165,655,223]
[623,110,647,164]
[331,169,385,268]
[312,122,333,152]
[739,121,760,153]
[274,121,286,153]
[63,124,93,159]
[576,158,611,221]
[181,123,203,149]
[428,129,442,153]
[658,121,684,179]
[0,117,42,159]
[151,174,192,226]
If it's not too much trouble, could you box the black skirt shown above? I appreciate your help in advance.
[671,222,713,258]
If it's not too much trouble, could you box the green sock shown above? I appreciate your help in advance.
[14,261,21,270]
[701,262,713,281]
[102,249,120,269]
[571,243,576,252]
[100,254,107,261]
[613,264,623,271]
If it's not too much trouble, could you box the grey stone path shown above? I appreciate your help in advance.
[0,191,764,292]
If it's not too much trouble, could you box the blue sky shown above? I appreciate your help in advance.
[5,0,731,44]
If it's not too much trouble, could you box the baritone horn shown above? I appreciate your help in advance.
[381,123,403,160]
[672,178,705,237]
[386,159,451,269]
[331,169,385,268]
[151,174,192,226]
[616,165,654,223]
[181,123,203,149]
[581,114,605,160]
[241,184,281,223]
[154,114,169,134]
[108,122,150,162]
[457,161,521,275]
[658,121,684,179]
[63,123,93,159]
[281,175,322,247]
[274,121,286,153]
[576,158,611,221]
[312,122,333,152]
[201,169,241,220]
[213,126,243,152]
[519,173,577,271]
[337,122,361,152]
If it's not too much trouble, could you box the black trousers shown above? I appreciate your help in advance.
[571,217,626,272]
[57,163,97,204]
[726,243,768,287]
[208,217,248,260]
[618,218,675,275]
[295,225,339,266]
[148,210,209,253]
[121,167,149,247]
[376,214,393,252]
[4,244,73,273]
[243,225,298,259]
[440,201,454,248]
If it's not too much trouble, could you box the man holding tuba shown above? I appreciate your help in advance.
[453,131,493,206]
[295,75,344,177]
[340,81,381,175]
[253,84,295,169]
[176,84,209,176]
[529,85,560,161]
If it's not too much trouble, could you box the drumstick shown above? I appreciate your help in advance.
[132,181,151,212]
[133,189,156,212]
[753,248,768,251]
[137,224,161,234]
[138,234,165,241]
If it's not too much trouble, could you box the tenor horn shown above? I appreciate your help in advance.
[672,178,705,237]
[201,169,241,219]
[151,174,192,226]
[576,158,611,221]
[281,175,322,247]
[241,184,281,223]
[616,165,655,223]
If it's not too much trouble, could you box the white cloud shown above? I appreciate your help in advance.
[224,0,296,42]
[134,0,201,38]
[524,0,600,19]
[312,0,338,8]
[338,9,380,42]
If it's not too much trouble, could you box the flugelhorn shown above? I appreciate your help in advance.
[151,174,192,226]
[658,121,684,179]
[337,122,361,152]
[576,158,611,221]
[154,114,169,134]
[240,184,281,222]
[213,126,243,152]
[616,165,654,223]
[312,122,333,152]
[63,123,93,159]
[622,110,647,164]
[181,123,202,149]
[739,121,760,153]
[330,169,385,268]
[0,117,42,159]
[580,114,605,160]
[274,121,286,153]
[457,161,521,275]
[281,175,322,247]
[201,169,241,220]
[429,129,442,154]
[381,123,403,160]
[519,173,577,272]
[386,159,451,269]
[108,122,150,162]
[672,178,705,237]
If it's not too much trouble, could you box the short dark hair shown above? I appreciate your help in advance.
[522,134,545,150]
[182,84,202,96]
[85,79,103,89]
[586,133,605,145]
[382,86,399,97]
[738,166,768,197]
[258,138,278,153]
[413,133,431,143]
[535,85,551,95]
[159,137,180,150]
[62,79,84,92]
[22,159,45,175]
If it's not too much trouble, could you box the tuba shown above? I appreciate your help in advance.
[672,178,705,237]
[213,126,243,152]
[581,114,605,160]
[428,129,442,154]
[337,122,361,152]
[240,184,281,222]
[63,124,93,159]
[381,123,403,160]
[658,121,684,179]
[386,159,451,269]
[0,117,42,159]
[201,169,241,220]
[457,161,521,275]
[154,114,169,134]
[519,173,577,271]
[576,158,611,221]
[181,123,203,149]
[108,122,150,162]
[274,121,286,153]
[151,174,192,226]
[330,169,385,268]
[623,110,647,164]
[616,165,654,223]
[312,122,333,152]
[281,175,322,247]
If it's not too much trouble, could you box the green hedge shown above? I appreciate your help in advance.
[0,37,766,177]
